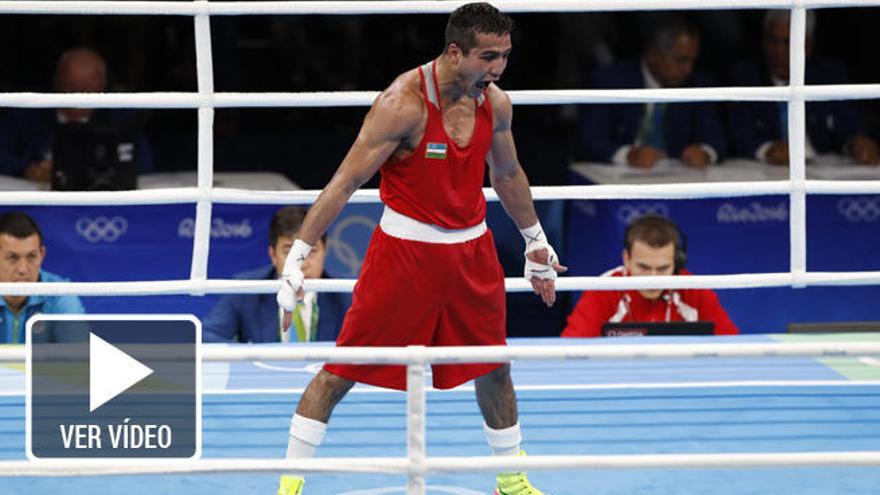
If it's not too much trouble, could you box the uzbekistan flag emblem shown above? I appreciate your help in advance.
[425,142,447,159]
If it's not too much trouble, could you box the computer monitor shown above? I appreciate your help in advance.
[601,321,715,337]
[51,121,138,191]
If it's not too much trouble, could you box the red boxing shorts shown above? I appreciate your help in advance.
[324,222,506,391]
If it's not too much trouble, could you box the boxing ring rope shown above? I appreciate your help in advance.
[0,0,878,16]
[6,339,880,363]
[1,0,880,492]
[4,84,880,109]
[3,270,880,297]
[3,452,880,477]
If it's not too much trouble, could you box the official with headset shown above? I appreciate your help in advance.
[562,214,739,337]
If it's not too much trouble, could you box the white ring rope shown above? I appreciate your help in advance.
[2,452,880,477]
[0,0,878,16]
[190,0,216,287]
[4,85,880,110]
[4,340,880,364]
[0,181,878,206]
[788,7,809,282]
[4,271,880,297]
[1,181,879,207]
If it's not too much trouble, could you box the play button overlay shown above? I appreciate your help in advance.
[89,333,155,412]
[27,315,200,459]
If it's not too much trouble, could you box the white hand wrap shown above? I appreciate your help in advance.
[520,221,559,282]
[276,239,312,312]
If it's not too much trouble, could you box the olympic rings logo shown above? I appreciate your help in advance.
[327,214,378,276]
[574,200,597,217]
[616,203,669,225]
[837,196,880,223]
[75,216,128,243]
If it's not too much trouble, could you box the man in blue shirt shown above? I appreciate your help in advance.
[202,206,350,343]
[0,212,85,343]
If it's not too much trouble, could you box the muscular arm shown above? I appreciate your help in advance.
[486,87,538,229]
[487,86,565,306]
[277,81,422,322]
[296,85,423,245]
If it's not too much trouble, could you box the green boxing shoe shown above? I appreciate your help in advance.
[492,451,547,495]
[277,475,304,495]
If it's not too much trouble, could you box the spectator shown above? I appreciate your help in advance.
[562,214,738,337]
[0,211,85,343]
[726,10,879,165]
[578,13,726,169]
[201,206,350,343]
[0,47,153,182]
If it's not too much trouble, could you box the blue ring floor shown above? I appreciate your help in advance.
[2,334,879,494]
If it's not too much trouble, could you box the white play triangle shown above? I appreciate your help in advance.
[89,333,154,412]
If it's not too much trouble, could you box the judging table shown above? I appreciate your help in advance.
[0,171,299,191]
[565,157,880,333]
[0,172,382,318]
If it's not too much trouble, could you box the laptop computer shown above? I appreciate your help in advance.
[51,121,138,191]
[602,321,715,337]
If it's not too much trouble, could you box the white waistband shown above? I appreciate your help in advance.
[379,206,487,244]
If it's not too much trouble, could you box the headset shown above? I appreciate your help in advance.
[623,214,688,274]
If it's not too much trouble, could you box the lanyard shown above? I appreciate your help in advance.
[280,298,320,343]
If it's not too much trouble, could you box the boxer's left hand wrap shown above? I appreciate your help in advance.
[520,221,559,282]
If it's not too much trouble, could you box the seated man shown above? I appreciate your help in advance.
[202,206,350,343]
[726,10,879,165]
[0,211,85,343]
[0,47,153,182]
[562,214,738,337]
[578,14,726,169]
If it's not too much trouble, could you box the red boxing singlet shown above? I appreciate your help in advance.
[379,60,494,229]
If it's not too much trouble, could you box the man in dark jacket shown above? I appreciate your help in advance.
[202,206,350,343]
[578,14,727,169]
[0,47,153,182]
[725,10,878,165]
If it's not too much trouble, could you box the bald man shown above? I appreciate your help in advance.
[54,47,108,124]
[0,47,153,182]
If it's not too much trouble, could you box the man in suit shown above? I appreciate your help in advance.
[578,14,726,169]
[726,10,879,165]
[201,206,350,343]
